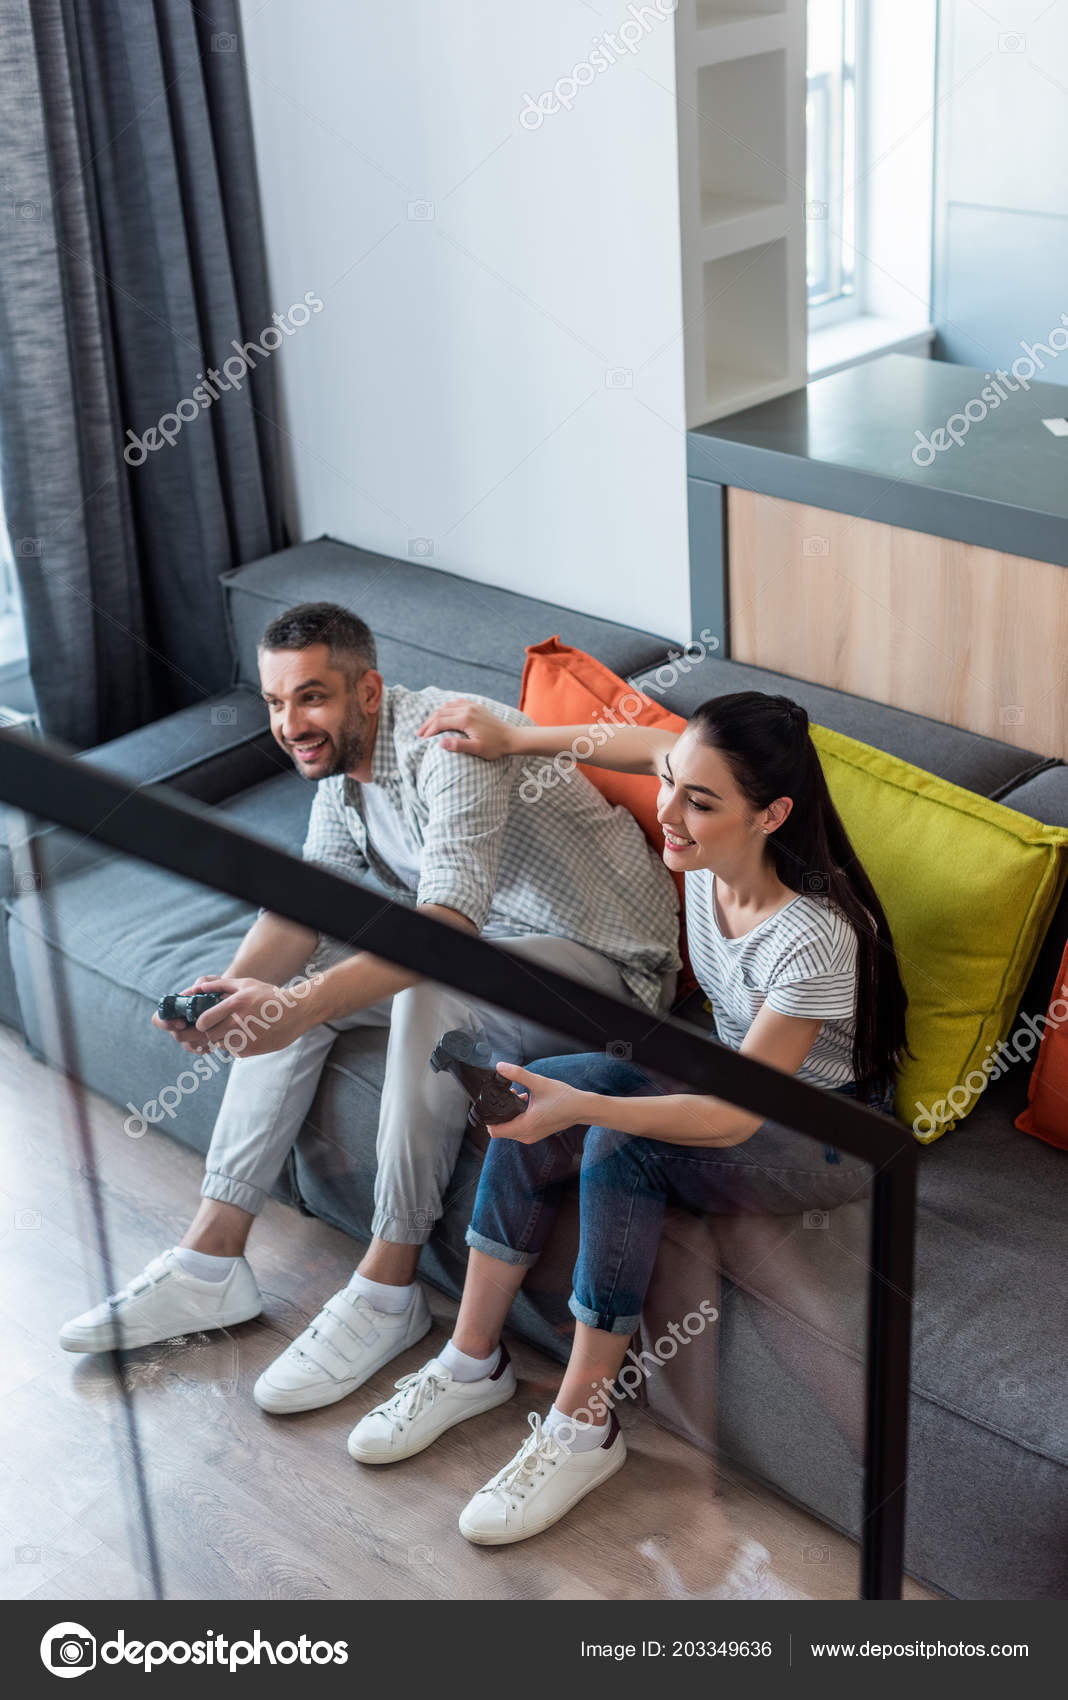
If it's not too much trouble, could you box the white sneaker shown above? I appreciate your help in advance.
[458,1410,626,1545]
[59,1251,262,1353]
[347,1344,516,1463]
[253,1282,432,1414]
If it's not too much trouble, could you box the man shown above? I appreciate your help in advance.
[60,602,679,1420]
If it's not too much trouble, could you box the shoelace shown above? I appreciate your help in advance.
[378,1364,450,1430]
[487,1413,565,1505]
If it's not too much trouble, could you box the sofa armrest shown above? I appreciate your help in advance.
[0,686,284,903]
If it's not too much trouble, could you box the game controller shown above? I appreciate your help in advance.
[429,1029,526,1126]
[156,991,225,1026]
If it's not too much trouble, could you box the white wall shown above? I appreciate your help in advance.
[236,0,691,640]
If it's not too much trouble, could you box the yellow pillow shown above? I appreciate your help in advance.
[810,724,1068,1142]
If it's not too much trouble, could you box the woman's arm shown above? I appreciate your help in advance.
[418,697,679,777]
[492,1007,824,1147]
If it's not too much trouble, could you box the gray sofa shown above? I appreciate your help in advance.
[2,537,1065,1601]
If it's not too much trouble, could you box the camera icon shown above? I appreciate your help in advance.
[41,1623,97,1676]
[16,872,41,893]
[802,1544,829,1563]
[605,1040,632,1060]
[998,1377,1024,1397]
[16,536,42,556]
[407,200,435,221]
[804,200,827,220]
[211,31,237,51]
[802,535,829,556]
[997,32,1025,52]
[999,705,1025,726]
[408,1544,434,1564]
[803,1210,829,1230]
[16,1544,41,1563]
[210,704,237,725]
[411,1207,435,1232]
[15,1208,41,1229]
[604,367,633,389]
[408,537,434,558]
[13,199,41,220]
[802,871,828,894]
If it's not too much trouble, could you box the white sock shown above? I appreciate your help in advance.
[438,1338,499,1382]
[172,1246,236,1283]
[348,1271,417,1315]
[544,1401,609,1453]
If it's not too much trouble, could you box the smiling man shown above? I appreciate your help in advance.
[59,602,680,1424]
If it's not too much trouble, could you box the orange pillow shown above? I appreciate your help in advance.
[519,637,695,994]
[1014,937,1068,1149]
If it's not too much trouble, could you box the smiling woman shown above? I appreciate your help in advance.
[354,686,910,1545]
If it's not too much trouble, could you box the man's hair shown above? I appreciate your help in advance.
[259,601,377,677]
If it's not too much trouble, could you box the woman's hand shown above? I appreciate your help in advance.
[485,1062,587,1145]
[417,698,517,760]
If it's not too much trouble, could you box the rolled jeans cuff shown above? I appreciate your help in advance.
[465,1226,540,1268]
[201,1170,270,1216]
[568,1293,641,1336]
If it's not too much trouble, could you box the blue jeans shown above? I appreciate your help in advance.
[466,1053,893,1336]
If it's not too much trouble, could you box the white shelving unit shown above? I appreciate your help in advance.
[675,0,806,427]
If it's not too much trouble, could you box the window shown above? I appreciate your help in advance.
[806,0,858,319]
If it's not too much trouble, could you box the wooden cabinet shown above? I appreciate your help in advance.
[727,488,1068,760]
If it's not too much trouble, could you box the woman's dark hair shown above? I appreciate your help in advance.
[689,691,910,1100]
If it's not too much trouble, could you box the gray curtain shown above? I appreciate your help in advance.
[0,0,286,744]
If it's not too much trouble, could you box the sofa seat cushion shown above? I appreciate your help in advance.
[221,538,673,705]
[4,773,317,1161]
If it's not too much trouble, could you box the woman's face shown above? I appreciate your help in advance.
[655,727,776,873]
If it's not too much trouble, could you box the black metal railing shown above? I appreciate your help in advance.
[0,725,917,1598]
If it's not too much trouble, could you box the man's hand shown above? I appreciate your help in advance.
[151,975,228,1055]
[192,975,312,1058]
[417,699,517,760]
[151,974,310,1058]
[484,1062,586,1145]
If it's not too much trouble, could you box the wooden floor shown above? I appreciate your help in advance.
[0,1024,939,1602]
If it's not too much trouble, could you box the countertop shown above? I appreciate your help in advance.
[687,352,1068,567]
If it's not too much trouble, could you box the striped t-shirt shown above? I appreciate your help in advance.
[684,869,859,1089]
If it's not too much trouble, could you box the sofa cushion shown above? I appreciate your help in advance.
[996,765,1068,1024]
[220,537,673,707]
[518,636,695,993]
[4,773,317,1156]
[1014,935,1068,1150]
[700,1064,1068,1597]
[809,724,1068,1138]
[650,654,1056,801]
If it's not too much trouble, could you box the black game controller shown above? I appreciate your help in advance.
[157,991,225,1026]
[430,1029,526,1127]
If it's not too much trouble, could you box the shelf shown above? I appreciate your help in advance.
[700,195,787,258]
[693,8,786,67]
[703,239,791,417]
[696,52,788,215]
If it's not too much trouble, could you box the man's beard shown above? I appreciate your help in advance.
[291,704,371,778]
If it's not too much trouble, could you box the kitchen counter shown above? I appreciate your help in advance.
[688,352,1068,568]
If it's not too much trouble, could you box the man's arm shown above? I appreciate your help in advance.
[226,911,319,982]
[298,902,477,1025]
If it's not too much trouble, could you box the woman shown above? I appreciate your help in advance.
[346,691,909,1545]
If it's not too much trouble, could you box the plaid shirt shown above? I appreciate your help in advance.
[301,683,680,1011]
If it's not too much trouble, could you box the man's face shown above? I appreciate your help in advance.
[259,642,380,780]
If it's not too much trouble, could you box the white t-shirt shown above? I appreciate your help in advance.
[684,869,859,1089]
[359,781,422,892]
